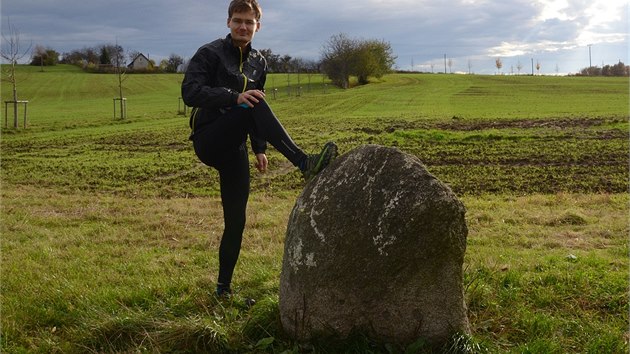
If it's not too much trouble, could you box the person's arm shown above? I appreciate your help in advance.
[249,66,268,154]
[181,46,240,109]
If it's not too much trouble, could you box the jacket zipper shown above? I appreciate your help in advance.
[239,47,248,93]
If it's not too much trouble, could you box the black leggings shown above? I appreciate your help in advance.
[192,100,306,286]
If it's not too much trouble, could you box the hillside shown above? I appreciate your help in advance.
[2,65,628,196]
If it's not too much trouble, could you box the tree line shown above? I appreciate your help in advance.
[27,33,397,88]
[577,61,629,77]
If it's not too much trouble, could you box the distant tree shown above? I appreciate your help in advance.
[32,45,46,71]
[61,49,83,65]
[1,19,32,128]
[321,33,356,88]
[127,50,142,64]
[302,59,320,91]
[260,48,282,72]
[495,58,503,74]
[467,59,473,74]
[353,39,395,84]
[610,61,629,76]
[159,59,169,71]
[30,45,59,69]
[321,33,395,88]
[112,40,127,118]
[165,53,183,73]
[516,60,523,75]
[580,66,601,76]
[447,58,453,73]
[99,46,111,65]
[536,61,541,75]
[98,44,124,67]
[85,48,99,65]
[583,61,629,77]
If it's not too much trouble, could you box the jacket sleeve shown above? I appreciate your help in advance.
[181,46,240,109]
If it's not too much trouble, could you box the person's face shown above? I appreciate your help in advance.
[227,9,260,48]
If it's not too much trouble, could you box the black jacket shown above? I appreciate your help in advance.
[182,34,267,152]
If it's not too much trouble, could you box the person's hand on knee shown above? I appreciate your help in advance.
[238,90,265,108]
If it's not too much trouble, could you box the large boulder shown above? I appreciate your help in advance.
[279,144,470,345]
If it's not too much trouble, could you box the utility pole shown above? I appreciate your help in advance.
[531,58,534,75]
[588,44,592,67]
[444,54,447,74]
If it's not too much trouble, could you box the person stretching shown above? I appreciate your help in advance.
[182,0,337,299]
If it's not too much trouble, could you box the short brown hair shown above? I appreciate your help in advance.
[228,0,262,20]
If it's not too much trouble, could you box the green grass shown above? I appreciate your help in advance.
[1,64,628,353]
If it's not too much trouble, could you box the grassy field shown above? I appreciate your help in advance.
[1,64,628,353]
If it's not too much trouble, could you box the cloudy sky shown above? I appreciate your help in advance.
[2,0,627,74]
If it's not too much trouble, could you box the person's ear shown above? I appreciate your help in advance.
[227,18,231,28]
[256,21,261,32]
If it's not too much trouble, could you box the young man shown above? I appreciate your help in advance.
[182,0,337,298]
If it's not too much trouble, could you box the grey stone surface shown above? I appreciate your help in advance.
[279,144,470,345]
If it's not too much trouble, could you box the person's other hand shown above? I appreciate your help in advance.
[237,90,265,108]
[255,153,268,172]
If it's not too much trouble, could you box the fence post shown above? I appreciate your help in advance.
[113,98,127,119]
[23,101,28,128]
[3,100,28,128]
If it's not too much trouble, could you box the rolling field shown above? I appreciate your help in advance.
[1,65,628,353]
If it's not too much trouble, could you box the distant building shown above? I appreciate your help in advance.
[128,53,151,70]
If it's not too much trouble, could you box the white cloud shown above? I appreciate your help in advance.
[2,0,627,73]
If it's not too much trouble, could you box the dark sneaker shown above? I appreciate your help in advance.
[301,142,338,179]
[215,285,256,308]
[216,284,232,298]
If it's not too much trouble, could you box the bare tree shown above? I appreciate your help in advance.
[467,59,473,74]
[517,60,523,75]
[113,40,127,119]
[302,59,319,92]
[128,50,142,64]
[33,44,46,72]
[495,58,503,75]
[1,19,32,128]
[447,58,453,73]
[320,33,356,89]
[536,61,541,75]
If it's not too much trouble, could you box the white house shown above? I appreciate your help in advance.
[128,53,151,70]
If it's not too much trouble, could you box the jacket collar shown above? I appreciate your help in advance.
[225,34,252,57]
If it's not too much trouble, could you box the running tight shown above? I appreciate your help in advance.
[192,100,306,286]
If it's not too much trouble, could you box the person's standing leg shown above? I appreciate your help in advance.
[192,114,251,296]
[216,143,250,295]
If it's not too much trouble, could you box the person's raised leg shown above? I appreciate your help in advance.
[247,100,306,166]
[245,101,339,178]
